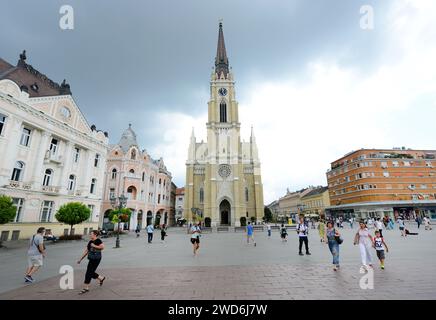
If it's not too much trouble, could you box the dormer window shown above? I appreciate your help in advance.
[30,83,39,92]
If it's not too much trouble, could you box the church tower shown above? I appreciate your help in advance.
[184,23,264,227]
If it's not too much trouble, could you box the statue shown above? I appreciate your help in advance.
[19,50,27,61]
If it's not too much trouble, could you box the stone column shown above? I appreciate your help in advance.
[59,141,73,193]
[0,116,22,185]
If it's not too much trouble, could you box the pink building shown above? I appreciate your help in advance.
[101,125,172,231]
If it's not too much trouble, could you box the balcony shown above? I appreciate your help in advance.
[8,180,32,190]
[44,151,63,165]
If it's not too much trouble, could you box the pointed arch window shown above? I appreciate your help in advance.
[199,187,204,204]
[245,187,249,202]
[111,168,117,179]
[220,101,227,123]
[131,149,136,160]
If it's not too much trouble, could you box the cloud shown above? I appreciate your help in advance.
[155,0,436,203]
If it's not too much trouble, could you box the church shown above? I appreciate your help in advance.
[184,23,264,227]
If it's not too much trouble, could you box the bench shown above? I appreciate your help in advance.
[234,226,246,232]
[217,226,229,232]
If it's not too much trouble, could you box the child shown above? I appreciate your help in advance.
[373,230,389,269]
[280,224,288,242]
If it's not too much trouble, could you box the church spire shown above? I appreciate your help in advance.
[215,22,229,78]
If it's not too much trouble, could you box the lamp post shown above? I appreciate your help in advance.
[110,193,128,248]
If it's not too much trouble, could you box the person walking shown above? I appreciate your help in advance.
[25,227,46,283]
[349,217,354,229]
[318,219,326,242]
[135,224,141,238]
[397,216,406,237]
[190,222,201,256]
[416,215,422,229]
[246,221,256,246]
[324,221,342,271]
[297,215,311,256]
[354,220,374,270]
[373,230,389,270]
[424,216,432,230]
[161,224,167,243]
[77,230,106,294]
[280,223,288,242]
[146,223,154,243]
[375,217,384,237]
[266,223,272,238]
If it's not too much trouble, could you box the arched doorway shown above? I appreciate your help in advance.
[137,210,143,229]
[103,209,114,230]
[146,211,153,226]
[219,199,231,225]
[164,212,168,225]
[155,211,161,227]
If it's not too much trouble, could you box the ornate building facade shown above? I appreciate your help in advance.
[0,51,108,240]
[100,125,172,230]
[184,23,264,227]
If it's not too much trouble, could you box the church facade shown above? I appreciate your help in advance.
[184,23,264,227]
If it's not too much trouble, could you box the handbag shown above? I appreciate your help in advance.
[334,229,343,244]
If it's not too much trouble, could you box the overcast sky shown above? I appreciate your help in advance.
[1,0,436,203]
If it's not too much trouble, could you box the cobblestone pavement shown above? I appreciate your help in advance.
[1,224,435,299]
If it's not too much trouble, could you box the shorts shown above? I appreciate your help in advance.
[190,238,199,244]
[376,250,385,260]
[399,227,404,231]
[280,233,287,238]
[28,255,43,267]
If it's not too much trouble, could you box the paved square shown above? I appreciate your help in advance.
[1,224,435,299]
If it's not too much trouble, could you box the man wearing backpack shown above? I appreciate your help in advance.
[25,227,46,283]
[296,215,311,256]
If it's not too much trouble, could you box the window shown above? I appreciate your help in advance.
[381,161,388,168]
[11,161,24,181]
[0,113,6,135]
[383,172,389,177]
[87,205,94,222]
[74,147,80,163]
[142,172,145,182]
[12,198,24,222]
[49,138,58,155]
[67,175,76,191]
[426,161,433,167]
[199,188,204,203]
[90,178,96,194]
[164,180,166,187]
[392,161,399,167]
[94,154,100,167]
[40,201,54,222]
[245,187,249,202]
[158,194,161,204]
[409,184,416,190]
[421,184,427,189]
[403,161,410,167]
[111,168,117,179]
[20,127,31,146]
[219,102,227,122]
[129,169,135,174]
[131,149,136,160]
[42,169,53,186]
[109,188,115,199]
[159,178,162,185]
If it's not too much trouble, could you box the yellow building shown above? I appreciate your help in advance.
[301,186,330,217]
[184,23,264,226]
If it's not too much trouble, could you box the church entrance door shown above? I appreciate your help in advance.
[219,200,231,225]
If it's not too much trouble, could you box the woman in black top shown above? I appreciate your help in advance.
[77,230,106,294]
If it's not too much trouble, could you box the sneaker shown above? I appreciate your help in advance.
[254,243,257,247]
[381,265,385,270]
[24,275,33,283]
[306,252,311,255]
[299,252,304,256]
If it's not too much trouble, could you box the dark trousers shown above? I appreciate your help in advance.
[85,258,101,284]
[148,233,153,243]
[299,236,309,253]
[161,232,166,241]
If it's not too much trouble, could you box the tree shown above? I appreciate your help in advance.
[264,207,273,222]
[55,202,90,235]
[109,208,132,231]
[0,195,17,247]
[240,217,247,226]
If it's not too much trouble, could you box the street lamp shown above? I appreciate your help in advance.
[110,193,128,248]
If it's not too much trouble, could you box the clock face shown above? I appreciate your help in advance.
[218,88,228,96]
[218,164,231,178]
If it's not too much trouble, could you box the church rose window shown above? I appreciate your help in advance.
[218,164,231,178]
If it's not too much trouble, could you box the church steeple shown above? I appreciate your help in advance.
[215,22,229,79]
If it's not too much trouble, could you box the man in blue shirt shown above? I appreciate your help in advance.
[146,223,154,243]
[246,222,256,247]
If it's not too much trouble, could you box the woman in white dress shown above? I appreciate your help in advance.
[354,220,374,270]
